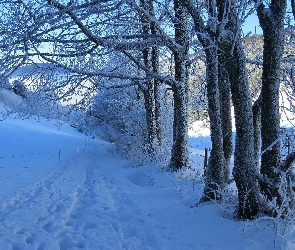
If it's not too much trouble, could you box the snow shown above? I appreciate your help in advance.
[0,102,295,249]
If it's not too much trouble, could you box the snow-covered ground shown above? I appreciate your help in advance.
[0,103,295,249]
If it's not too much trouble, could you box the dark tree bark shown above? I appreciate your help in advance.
[182,0,231,198]
[142,78,157,148]
[220,0,260,219]
[152,47,162,143]
[169,0,190,170]
[225,40,260,219]
[170,83,190,169]
[218,52,233,183]
[201,46,226,200]
[183,0,260,217]
[252,95,262,168]
[140,0,162,152]
[256,0,286,204]
[148,0,162,144]
[292,0,295,20]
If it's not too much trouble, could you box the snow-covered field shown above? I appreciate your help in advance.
[0,102,295,249]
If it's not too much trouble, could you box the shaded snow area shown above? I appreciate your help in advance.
[1,108,295,249]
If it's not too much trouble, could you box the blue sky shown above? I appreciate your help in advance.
[242,13,262,35]
[242,2,294,36]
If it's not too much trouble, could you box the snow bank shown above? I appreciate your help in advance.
[0,97,294,249]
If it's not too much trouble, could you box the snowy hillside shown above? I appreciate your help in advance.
[0,96,294,249]
[8,63,94,106]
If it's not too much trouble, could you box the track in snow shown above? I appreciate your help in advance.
[0,140,159,250]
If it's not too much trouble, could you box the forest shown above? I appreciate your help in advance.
[1,0,295,223]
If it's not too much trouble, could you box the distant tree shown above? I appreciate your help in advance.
[0,1,28,80]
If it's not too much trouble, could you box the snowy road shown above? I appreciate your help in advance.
[1,113,294,250]
[0,114,202,250]
[0,134,160,249]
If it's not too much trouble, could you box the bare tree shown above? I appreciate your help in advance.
[182,0,260,218]
[138,0,162,151]
[220,0,260,219]
[182,0,231,200]
[169,0,190,170]
[0,0,196,169]
[0,1,30,79]
[255,0,287,205]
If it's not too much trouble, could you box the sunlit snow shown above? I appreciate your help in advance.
[0,92,294,249]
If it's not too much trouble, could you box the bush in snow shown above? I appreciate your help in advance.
[0,78,12,91]
[0,82,86,129]
[12,80,28,98]
[19,88,87,127]
[88,86,173,166]
[253,171,295,243]
[0,89,23,114]
[88,87,147,163]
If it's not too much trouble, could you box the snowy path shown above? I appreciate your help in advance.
[0,138,160,250]
[1,114,294,249]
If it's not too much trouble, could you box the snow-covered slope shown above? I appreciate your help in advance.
[0,100,294,249]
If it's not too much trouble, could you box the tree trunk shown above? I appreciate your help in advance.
[152,46,162,143]
[221,0,260,219]
[218,53,232,183]
[149,0,162,144]
[226,40,260,219]
[170,83,190,169]
[181,0,232,196]
[169,0,190,170]
[142,79,157,149]
[140,0,162,152]
[256,0,286,204]
[201,47,226,200]
[252,95,262,168]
